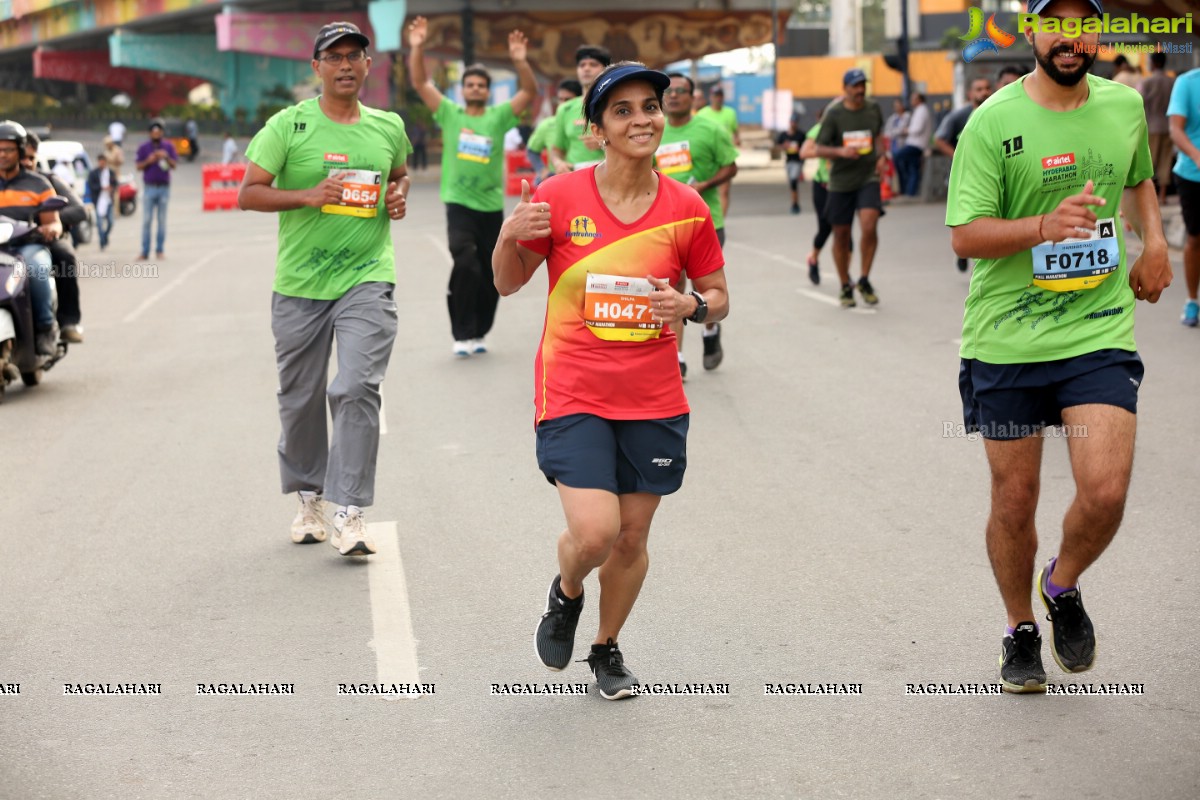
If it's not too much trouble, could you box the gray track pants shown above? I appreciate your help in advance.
[271,282,398,507]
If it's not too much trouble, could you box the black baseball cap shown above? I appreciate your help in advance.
[1027,0,1102,12]
[313,21,370,59]
[586,64,670,123]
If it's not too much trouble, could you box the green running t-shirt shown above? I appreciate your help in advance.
[695,105,739,139]
[246,98,411,300]
[552,96,604,168]
[946,74,1152,364]
[434,97,520,212]
[806,122,830,184]
[527,115,557,156]
[654,115,739,231]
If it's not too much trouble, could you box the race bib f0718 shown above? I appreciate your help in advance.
[583,273,662,342]
[321,169,382,218]
[1031,217,1119,292]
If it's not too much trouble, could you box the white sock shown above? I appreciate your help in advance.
[702,324,720,338]
[676,351,686,363]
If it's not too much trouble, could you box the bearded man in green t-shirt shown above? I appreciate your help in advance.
[240,21,412,558]
[407,16,537,357]
[946,0,1172,694]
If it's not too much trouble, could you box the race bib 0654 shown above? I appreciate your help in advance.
[321,169,382,218]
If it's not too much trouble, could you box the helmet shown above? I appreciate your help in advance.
[0,120,27,147]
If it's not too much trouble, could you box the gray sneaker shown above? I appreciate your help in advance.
[999,622,1047,693]
[585,638,639,700]
[535,576,583,671]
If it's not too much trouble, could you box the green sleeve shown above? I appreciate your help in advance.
[496,101,521,133]
[434,97,455,129]
[1127,114,1153,187]
[244,110,289,175]
[392,115,413,170]
[716,126,739,167]
[945,112,1004,226]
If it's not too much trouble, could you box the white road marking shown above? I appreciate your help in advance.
[729,240,804,269]
[123,248,229,323]
[424,233,453,267]
[367,521,421,690]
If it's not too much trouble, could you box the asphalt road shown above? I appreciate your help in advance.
[2,139,1198,800]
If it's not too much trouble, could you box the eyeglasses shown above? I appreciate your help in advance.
[319,51,366,65]
[663,88,692,95]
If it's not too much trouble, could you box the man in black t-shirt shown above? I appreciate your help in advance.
[777,116,805,214]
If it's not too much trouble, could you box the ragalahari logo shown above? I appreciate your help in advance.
[960,7,1017,63]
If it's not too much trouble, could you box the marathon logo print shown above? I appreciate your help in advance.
[1041,152,1079,187]
[1042,153,1075,169]
[567,216,603,246]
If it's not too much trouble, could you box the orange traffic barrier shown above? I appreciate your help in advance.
[202,163,246,211]
[505,149,534,197]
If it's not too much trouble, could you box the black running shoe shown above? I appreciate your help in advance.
[839,284,856,308]
[535,576,583,671]
[999,622,1047,693]
[956,257,969,273]
[679,359,687,380]
[584,638,639,700]
[1038,562,1096,673]
[857,277,879,305]
[807,256,820,286]
[702,324,723,371]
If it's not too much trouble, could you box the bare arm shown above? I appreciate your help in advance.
[237,160,343,212]
[406,17,444,112]
[951,179,1108,260]
[799,138,818,159]
[1123,177,1172,302]
[646,267,729,326]
[695,163,737,194]
[494,179,549,295]
[507,29,537,117]
[1169,115,1200,170]
[37,209,62,241]
[934,138,955,158]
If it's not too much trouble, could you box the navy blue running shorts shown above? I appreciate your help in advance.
[958,348,1143,440]
[535,413,689,495]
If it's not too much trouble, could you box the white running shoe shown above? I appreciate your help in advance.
[290,494,329,544]
[331,508,377,556]
[470,338,488,354]
[453,340,471,357]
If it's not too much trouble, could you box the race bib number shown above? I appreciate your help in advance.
[1031,217,1119,292]
[656,141,694,176]
[321,169,382,218]
[843,129,872,155]
[457,131,493,164]
[583,273,662,342]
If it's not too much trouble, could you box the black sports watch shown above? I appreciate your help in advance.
[686,290,708,324]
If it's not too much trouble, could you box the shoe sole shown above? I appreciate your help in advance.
[1037,565,1097,674]
[703,352,723,371]
[291,531,327,544]
[536,578,571,672]
[332,534,376,556]
[998,667,1047,693]
[598,684,638,700]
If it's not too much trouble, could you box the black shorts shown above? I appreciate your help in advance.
[1176,175,1200,236]
[959,349,1143,440]
[824,182,883,226]
[535,413,689,495]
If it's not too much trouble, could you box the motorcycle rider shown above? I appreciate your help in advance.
[0,120,62,355]
[23,131,86,343]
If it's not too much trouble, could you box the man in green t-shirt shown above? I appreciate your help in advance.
[408,16,536,356]
[695,85,740,218]
[239,21,412,558]
[657,72,739,375]
[527,79,582,185]
[814,69,886,308]
[548,45,611,173]
[946,0,1172,694]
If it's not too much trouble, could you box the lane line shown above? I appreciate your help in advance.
[366,521,421,688]
[123,248,229,323]
[729,240,805,269]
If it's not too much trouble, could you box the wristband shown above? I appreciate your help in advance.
[1038,214,1046,241]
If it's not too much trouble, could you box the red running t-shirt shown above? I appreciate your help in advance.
[519,167,724,425]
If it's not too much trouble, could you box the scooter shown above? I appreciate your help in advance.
[118,177,138,217]
[0,204,68,403]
